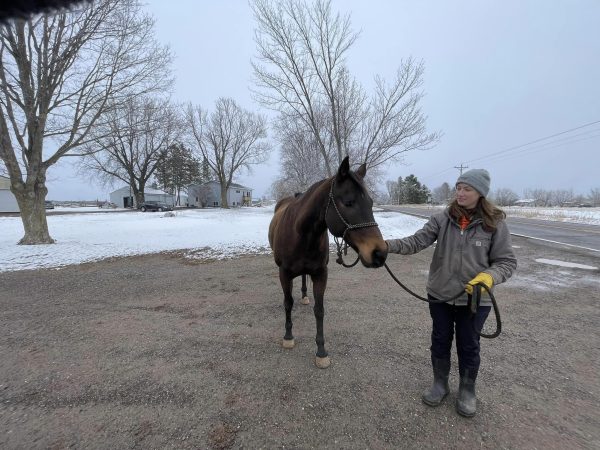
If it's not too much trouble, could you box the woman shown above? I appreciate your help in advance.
[385,169,517,417]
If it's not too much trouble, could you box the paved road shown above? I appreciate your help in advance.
[381,205,600,253]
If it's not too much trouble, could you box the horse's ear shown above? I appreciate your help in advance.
[356,163,367,179]
[337,156,350,180]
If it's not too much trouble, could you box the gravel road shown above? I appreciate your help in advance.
[1,236,599,449]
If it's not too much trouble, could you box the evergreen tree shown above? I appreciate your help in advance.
[155,143,201,205]
[403,174,430,203]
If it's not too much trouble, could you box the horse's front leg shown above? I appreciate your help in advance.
[300,274,310,305]
[279,268,295,349]
[311,267,330,368]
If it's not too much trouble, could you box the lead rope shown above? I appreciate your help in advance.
[333,247,501,338]
[382,262,501,339]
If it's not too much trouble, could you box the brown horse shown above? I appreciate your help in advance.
[268,156,388,368]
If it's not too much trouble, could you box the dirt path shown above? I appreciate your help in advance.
[1,237,599,449]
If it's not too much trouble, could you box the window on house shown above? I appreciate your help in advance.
[236,190,240,193]
[213,202,218,206]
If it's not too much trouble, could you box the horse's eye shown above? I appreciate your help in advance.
[344,200,354,207]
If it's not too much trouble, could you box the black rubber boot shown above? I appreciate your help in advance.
[456,369,477,417]
[422,357,450,406]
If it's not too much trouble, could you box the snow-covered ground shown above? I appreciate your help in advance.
[2,205,598,273]
[503,206,600,225]
[402,204,600,225]
[0,206,425,272]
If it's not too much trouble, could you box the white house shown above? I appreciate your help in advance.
[187,181,252,207]
[0,175,19,213]
[109,186,176,208]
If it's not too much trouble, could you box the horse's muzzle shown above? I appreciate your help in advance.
[360,249,387,268]
[371,248,387,268]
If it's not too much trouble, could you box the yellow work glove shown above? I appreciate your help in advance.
[465,272,494,295]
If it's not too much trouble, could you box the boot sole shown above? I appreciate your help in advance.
[422,392,448,407]
[456,406,476,417]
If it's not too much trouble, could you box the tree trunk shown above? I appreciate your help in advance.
[12,178,54,245]
[220,184,228,208]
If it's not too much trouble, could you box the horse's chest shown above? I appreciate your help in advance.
[280,237,328,275]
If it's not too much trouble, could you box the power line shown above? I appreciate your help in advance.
[421,119,600,182]
[468,121,600,165]
[479,132,600,165]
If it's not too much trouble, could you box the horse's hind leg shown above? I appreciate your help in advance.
[311,268,330,368]
[279,268,295,349]
[300,274,310,305]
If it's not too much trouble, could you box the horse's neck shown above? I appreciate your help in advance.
[294,178,331,236]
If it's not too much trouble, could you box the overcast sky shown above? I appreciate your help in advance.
[47,0,600,200]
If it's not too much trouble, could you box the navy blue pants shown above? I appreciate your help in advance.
[428,297,491,379]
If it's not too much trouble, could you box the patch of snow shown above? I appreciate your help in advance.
[535,259,598,270]
[0,206,426,272]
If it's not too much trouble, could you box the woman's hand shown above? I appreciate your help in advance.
[465,272,493,294]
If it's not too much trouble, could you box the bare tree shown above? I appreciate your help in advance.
[78,96,180,206]
[270,116,329,196]
[589,188,600,207]
[186,98,271,208]
[432,182,452,205]
[251,0,439,176]
[552,189,574,207]
[523,188,553,207]
[492,188,519,206]
[0,0,172,244]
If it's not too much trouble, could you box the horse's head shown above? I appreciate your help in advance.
[325,156,388,268]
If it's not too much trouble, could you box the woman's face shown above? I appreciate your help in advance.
[455,183,481,209]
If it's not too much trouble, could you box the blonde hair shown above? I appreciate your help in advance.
[448,197,505,232]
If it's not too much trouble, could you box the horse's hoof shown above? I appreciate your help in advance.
[282,338,295,349]
[300,296,310,305]
[315,355,331,369]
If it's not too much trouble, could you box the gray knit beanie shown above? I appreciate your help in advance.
[456,169,491,197]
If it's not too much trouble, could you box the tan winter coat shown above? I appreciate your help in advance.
[386,210,517,305]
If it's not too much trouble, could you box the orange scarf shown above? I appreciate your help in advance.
[459,215,471,231]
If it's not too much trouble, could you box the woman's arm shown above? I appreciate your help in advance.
[484,220,517,284]
[386,215,441,255]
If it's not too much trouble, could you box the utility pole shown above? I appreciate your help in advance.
[454,163,469,175]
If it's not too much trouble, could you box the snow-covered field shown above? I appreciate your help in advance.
[2,205,598,273]
[503,206,600,224]
[0,206,425,272]
[406,204,600,225]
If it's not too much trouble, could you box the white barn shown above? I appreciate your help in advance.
[0,175,19,213]
[109,186,176,208]
[187,181,252,208]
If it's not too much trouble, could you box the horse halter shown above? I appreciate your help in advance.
[324,178,379,266]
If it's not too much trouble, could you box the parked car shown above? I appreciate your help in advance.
[44,201,54,209]
[138,201,173,212]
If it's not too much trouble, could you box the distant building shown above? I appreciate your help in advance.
[109,186,176,208]
[0,175,19,213]
[514,199,538,207]
[187,181,252,207]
